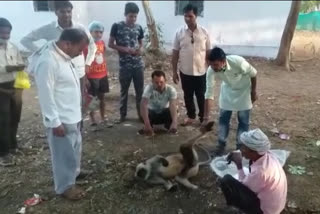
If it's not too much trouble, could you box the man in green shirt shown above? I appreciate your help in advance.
[201,47,258,156]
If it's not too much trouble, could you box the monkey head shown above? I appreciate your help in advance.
[135,163,150,180]
[135,155,169,180]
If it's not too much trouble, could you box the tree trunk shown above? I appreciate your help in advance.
[142,0,160,51]
[275,0,301,71]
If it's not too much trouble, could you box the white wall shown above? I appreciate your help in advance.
[0,1,56,49]
[0,1,87,50]
[71,1,89,27]
[85,1,291,58]
[0,1,291,58]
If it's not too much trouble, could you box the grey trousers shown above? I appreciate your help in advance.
[119,66,144,118]
[47,123,82,194]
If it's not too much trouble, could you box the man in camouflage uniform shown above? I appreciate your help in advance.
[109,2,144,123]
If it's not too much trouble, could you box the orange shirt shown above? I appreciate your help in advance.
[84,40,108,79]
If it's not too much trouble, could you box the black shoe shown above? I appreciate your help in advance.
[0,155,15,167]
[115,116,126,124]
[211,145,226,157]
[76,169,93,180]
[9,147,23,155]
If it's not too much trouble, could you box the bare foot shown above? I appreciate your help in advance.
[180,118,196,126]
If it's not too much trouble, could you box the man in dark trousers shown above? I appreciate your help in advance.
[109,2,144,123]
[172,4,211,126]
[0,18,25,166]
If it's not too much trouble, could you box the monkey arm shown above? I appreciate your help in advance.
[148,176,175,190]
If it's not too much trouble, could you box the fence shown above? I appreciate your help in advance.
[296,11,320,31]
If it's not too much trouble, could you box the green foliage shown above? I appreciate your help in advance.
[300,1,320,13]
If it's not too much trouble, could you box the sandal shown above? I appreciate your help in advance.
[61,185,86,201]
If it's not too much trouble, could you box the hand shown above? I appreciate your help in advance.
[200,119,209,133]
[173,72,179,84]
[85,65,90,75]
[251,91,258,103]
[227,151,243,169]
[133,49,142,56]
[53,124,66,137]
[144,124,154,136]
[169,122,177,134]
[124,47,136,55]
[6,65,25,72]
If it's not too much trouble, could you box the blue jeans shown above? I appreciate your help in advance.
[218,109,250,149]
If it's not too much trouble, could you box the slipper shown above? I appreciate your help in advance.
[61,185,86,201]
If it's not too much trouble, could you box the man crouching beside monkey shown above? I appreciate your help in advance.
[136,70,214,191]
[139,70,178,136]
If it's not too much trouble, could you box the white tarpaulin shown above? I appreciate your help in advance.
[210,149,290,179]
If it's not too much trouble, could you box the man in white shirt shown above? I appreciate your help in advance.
[139,70,178,136]
[172,4,211,126]
[0,18,25,166]
[201,47,258,156]
[34,28,89,200]
[21,1,97,126]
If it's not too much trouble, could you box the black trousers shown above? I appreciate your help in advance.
[149,108,172,130]
[220,175,263,214]
[119,67,144,119]
[180,72,206,121]
[0,81,23,156]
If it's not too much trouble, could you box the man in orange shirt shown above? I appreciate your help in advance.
[84,21,110,126]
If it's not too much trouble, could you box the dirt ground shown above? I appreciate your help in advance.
[1,31,320,214]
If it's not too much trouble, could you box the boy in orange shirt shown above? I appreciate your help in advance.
[84,21,110,126]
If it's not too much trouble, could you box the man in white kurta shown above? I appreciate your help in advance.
[21,1,96,78]
[34,28,89,200]
[21,1,96,130]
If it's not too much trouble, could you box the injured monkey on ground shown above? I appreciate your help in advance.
[135,122,214,191]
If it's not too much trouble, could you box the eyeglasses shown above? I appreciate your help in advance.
[191,33,194,44]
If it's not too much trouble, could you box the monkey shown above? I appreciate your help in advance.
[135,121,214,191]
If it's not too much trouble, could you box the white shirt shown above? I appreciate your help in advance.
[34,41,81,128]
[0,42,24,83]
[21,21,97,78]
[173,25,211,76]
[142,84,177,113]
[205,55,257,111]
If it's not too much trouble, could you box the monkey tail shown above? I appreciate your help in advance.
[194,144,212,166]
